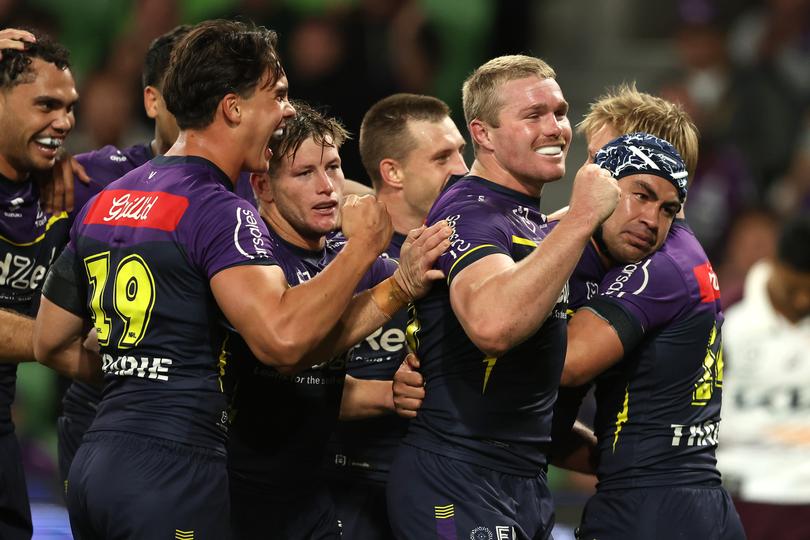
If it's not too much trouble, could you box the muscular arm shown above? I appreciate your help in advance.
[212,238,379,375]
[33,297,102,385]
[560,308,624,387]
[0,309,34,363]
[450,215,595,356]
[339,375,395,420]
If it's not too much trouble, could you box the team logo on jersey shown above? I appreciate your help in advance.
[692,261,721,303]
[85,190,187,231]
[233,207,270,259]
[511,205,537,234]
[470,526,493,540]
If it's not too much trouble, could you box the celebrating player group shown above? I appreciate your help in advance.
[0,18,745,540]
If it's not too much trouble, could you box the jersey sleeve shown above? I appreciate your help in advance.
[186,191,278,279]
[584,253,689,350]
[428,199,512,286]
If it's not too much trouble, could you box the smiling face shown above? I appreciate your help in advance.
[399,116,467,218]
[0,58,78,181]
[483,76,572,190]
[260,135,344,248]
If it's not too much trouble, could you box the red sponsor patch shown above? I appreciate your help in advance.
[84,190,188,231]
[692,261,721,303]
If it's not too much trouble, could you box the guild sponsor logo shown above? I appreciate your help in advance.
[110,152,128,163]
[85,190,188,231]
[233,207,270,259]
[103,193,158,222]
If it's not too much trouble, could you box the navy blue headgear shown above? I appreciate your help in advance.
[594,132,688,203]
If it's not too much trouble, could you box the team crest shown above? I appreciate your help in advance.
[470,526,493,540]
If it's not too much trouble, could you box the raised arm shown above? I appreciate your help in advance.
[451,164,618,356]
[212,195,395,374]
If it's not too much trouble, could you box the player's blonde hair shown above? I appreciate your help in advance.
[462,55,556,150]
[578,83,699,178]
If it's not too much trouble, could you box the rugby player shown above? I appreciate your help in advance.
[0,28,78,540]
[324,93,467,539]
[385,54,619,538]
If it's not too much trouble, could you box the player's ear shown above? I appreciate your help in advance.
[469,119,493,152]
[222,93,242,125]
[251,172,273,203]
[379,158,404,190]
[143,86,160,120]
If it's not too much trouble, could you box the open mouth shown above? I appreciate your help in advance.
[534,145,563,156]
[313,201,338,214]
[34,136,63,154]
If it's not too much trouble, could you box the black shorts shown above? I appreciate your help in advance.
[0,431,32,540]
[57,413,92,489]
[327,476,394,540]
[229,472,340,540]
[577,485,745,540]
[66,431,230,540]
[386,444,554,540]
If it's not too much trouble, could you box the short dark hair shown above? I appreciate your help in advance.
[142,24,191,90]
[162,19,285,130]
[268,100,349,177]
[778,216,810,273]
[359,93,450,188]
[0,29,70,90]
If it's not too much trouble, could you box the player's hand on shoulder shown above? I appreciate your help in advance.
[393,353,425,418]
[37,152,92,214]
[567,163,620,230]
[393,220,452,300]
[341,194,393,256]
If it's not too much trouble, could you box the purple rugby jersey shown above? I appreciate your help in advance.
[403,175,568,476]
[585,219,724,490]
[324,231,410,483]
[224,229,396,490]
[63,145,258,445]
[46,155,276,452]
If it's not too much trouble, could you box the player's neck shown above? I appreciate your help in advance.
[261,205,325,251]
[166,129,240,184]
[376,189,425,235]
[0,155,27,183]
[470,156,543,199]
